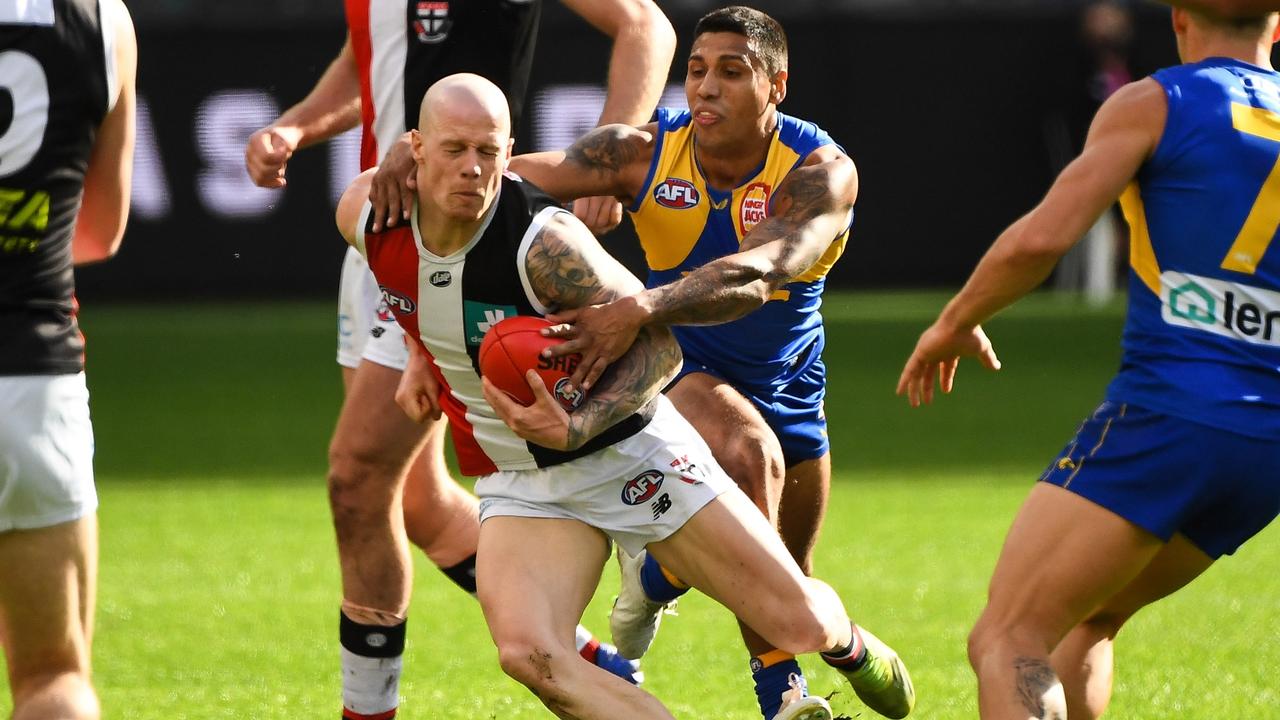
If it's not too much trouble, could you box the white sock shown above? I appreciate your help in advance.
[341,647,401,717]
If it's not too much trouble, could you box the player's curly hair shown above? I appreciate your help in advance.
[693,6,788,77]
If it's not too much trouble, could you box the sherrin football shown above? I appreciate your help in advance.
[478,315,587,411]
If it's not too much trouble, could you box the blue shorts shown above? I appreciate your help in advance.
[1039,401,1280,558]
[671,357,828,467]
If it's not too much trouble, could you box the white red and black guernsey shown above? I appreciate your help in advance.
[345,0,541,170]
[355,174,653,476]
[0,0,116,375]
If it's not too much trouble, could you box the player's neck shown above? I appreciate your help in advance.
[1184,37,1275,71]
[417,204,484,257]
[695,116,776,191]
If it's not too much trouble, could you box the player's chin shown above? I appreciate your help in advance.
[443,193,487,220]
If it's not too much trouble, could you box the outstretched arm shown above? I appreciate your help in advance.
[542,144,857,390]
[896,78,1167,407]
[508,123,656,206]
[245,36,361,188]
[482,212,681,451]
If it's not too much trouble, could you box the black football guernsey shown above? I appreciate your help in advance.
[0,0,113,375]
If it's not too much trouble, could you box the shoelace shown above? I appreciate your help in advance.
[779,672,809,706]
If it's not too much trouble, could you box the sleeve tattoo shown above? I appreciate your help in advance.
[644,160,850,326]
[524,217,680,449]
[566,125,645,175]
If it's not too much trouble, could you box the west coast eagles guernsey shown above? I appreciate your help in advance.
[628,108,849,392]
[1108,58,1280,439]
[355,174,652,476]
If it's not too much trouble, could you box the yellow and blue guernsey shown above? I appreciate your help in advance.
[1109,58,1280,440]
[628,108,849,464]
[1040,58,1280,560]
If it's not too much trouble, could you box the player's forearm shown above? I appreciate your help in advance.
[274,40,362,148]
[633,208,840,327]
[565,325,680,449]
[634,252,780,327]
[936,215,1064,332]
[597,5,675,126]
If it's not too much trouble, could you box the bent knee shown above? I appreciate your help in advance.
[968,611,1056,671]
[720,433,785,500]
[495,639,577,702]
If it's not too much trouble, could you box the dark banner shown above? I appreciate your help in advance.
[77,6,1195,301]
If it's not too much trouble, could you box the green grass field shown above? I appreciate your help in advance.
[4,292,1276,718]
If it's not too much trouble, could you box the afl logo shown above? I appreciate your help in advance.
[653,178,700,210]
[553,377,585,411]
[739,182,771,235]
[379,286,417,315]
[429,270,452,287]
[621,470,664,506]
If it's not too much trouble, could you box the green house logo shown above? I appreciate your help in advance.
[1168,281,1216,324]
[464,301,518,347]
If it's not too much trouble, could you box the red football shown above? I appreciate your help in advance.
[478,315,587,410]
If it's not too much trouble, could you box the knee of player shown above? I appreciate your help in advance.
[327,450,397,507]
[495,638,570,694]
[967,611,1048,670]
[721,431,785,498]
[11,670,98,720]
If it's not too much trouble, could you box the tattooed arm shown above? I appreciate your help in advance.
[544,145,858,390]
[481,211,681,451]
[506,123,656,206]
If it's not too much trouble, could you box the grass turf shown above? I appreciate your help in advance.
[2,293,1275,718]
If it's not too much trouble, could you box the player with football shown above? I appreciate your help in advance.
[335,72,905,720]
[897,7,1280,720]
[244,1,673,714]
[505,8,914,719]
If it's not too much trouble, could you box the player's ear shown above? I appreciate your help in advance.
[771,70,788,106]
[410,129,425,163]
[1270,14,1280,44]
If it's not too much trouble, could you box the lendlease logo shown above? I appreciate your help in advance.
[1161,271,1280,346]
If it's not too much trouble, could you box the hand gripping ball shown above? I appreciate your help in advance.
[478,315,587,411]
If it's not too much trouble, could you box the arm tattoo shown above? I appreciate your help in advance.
[1012,656,1066,720]
[643,161,851,327]
[523,213,670,449]
[760,162,838,233]
[566,126,644,174]
[524,219,615,311]
[566,326,681,450]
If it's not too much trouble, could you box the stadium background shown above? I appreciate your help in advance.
[17,1,1278,718]
[78,0,1211,301]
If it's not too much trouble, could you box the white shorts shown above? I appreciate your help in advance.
[476,396,735,556]
[0,373,98,531]
[337,246,409,371]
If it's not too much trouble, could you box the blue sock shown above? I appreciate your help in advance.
[639,553,689,603]
[751,654,804,720]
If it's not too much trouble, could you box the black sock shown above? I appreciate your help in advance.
[439,553,478,595]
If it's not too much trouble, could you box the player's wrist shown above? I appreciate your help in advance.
[628,291,660,328]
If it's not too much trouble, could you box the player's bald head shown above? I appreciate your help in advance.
[418,73,512,139]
